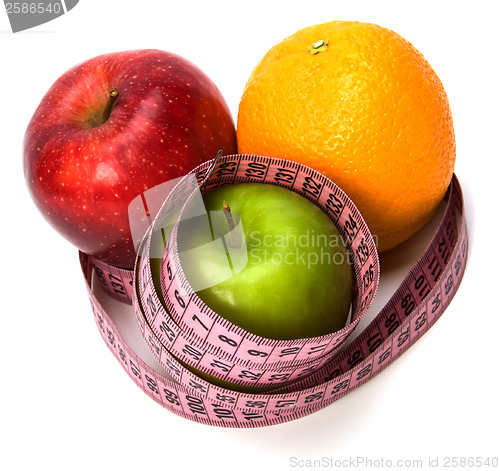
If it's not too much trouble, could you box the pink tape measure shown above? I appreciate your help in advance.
[79,153,468,428]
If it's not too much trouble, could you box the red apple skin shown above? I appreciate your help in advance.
[23,49,236,268]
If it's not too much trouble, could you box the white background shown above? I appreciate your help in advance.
[1,1,498,470]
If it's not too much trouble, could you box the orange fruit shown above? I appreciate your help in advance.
[237,21,456,252]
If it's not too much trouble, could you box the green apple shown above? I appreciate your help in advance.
[177,183,353,340]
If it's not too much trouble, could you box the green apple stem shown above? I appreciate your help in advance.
[223,201,241,249]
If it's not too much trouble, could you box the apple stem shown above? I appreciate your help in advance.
[103,88,119,123]
[223,201,241,249]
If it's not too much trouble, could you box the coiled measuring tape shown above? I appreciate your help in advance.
[79,154,467,428]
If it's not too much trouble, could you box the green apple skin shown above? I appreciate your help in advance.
[177,183,353,340]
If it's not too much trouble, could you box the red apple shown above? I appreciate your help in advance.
[23,49,236,268]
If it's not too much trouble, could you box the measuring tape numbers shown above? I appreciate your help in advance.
[79,154,468,428]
